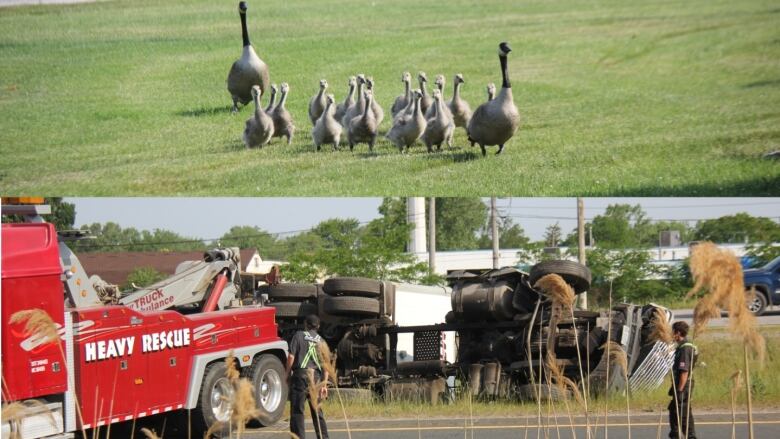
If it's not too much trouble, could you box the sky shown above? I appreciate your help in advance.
[66,197,780,242]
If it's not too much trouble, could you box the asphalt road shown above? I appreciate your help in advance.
[673,308,780,327]
[243,412,780,439]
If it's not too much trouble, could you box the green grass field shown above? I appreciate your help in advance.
[1,0,778,196]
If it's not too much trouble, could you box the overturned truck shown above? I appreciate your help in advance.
[261,260,674,402]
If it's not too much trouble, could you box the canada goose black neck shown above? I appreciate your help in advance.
[240,7,250,47]
[499,54,510,89]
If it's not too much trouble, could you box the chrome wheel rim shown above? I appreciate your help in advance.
[747,296,762,313]
[210,377,234,422]
[258,369,283,412]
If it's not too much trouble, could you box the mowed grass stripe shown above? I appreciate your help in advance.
[0,0,778,195]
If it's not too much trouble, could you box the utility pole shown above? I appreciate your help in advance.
[491,197,499,269]
[428,197,436,274]
[407,197,427,254]
[577,197,588,310]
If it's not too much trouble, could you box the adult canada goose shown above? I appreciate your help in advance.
[417,72,432,116]
[386,90,426,152]
[313,94,342,151]
[422,89,454,153]
[334,76,356,124]
[347,90,378,152]
[486,83,496,100]
[467,42,520,156]
[341,74,366,128]
[243,85,274,148]
[391,72,412,118]
[308,79,328,125]
[365,77,384,126]
[227,2,270,113]
[271,82,294,144]
[264,83,277,113]
[448,74,472,129]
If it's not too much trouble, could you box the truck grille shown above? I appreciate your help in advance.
[628,341,675,393]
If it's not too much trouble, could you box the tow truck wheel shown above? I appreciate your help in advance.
[246,354,287,426]
[529,260,592,294]
[195,362,234,436]
[746,288,767,316]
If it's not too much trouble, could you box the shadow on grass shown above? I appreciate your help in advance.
[177,105,232,117]
[743,79,780,89]
[593,174,780,196]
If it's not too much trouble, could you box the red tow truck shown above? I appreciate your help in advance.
[1,202,288,438]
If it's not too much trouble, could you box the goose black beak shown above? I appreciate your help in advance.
[239,1,247,13]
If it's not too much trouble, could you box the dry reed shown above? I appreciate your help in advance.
[9,309,88,439]
[140,427,160,439]
[601,341,630,439]
[318,340,352,439]
[649,308,673,344]
[534,274,590,438]
[686,242,765,363]
[730,370,743,439]
[2,399,57,439]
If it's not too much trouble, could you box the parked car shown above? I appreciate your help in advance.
[744,256,780,315]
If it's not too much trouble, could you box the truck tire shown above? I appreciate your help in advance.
[746,288,768,316]
[194,361,233,436]
[529,260,591,294]
[269,301,318,319]
[246,354,287,426]
[261,283,318,301]
[323,296,380,317]
[323,277,382,297]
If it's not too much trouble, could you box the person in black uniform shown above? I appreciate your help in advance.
[286,314,329,439]
[668,321,697,439]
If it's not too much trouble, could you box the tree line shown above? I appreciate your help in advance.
[3,198,778,304]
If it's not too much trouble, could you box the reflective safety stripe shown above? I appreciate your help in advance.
[300,331,322,371]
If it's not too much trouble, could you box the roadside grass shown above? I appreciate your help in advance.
[0,0,778,195]
[316,327,779,420]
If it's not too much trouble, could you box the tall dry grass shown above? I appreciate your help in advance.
[730,370,743,439]
[686,242,766,439]
[601,341,630,439]
[649,308,673,345]
[317,340,350,439]
[9,309,87,439]
[686,242,765,362]
[224,352,260,438]
[534,274,591,438]
[2,399,57,439]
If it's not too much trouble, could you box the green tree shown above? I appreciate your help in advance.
[585,247,674,304]
[284,210,437,284]
[1,197,75,231]
[219,225,282,258]
[644,220,693,246]
[591,204,652,249]
[122,266,168,291]
[693,213,780,244]
[435,198,488,251]
[72,222,204,252]
[477,216,530,249]
[544,222,563,247]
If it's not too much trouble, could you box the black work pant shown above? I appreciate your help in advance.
[290,369,329,439]
[668,387,696,439]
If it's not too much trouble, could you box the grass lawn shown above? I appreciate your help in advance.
[0,0,778,196]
